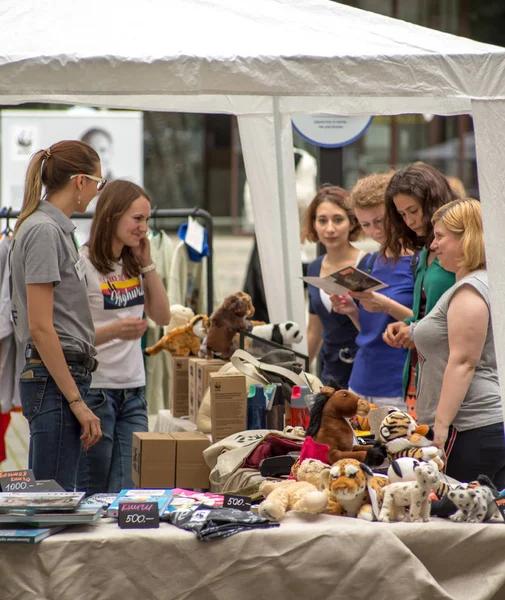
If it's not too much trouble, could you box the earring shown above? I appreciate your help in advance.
[77,195,81,205]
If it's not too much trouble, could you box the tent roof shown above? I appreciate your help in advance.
[1,0,505,111]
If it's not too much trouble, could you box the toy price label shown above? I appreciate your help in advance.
[118,501,159,529]
[494,497,505,522]
[223,494,251,512]
[0,469,36,492]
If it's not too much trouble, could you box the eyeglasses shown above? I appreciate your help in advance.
[70,174,107,191]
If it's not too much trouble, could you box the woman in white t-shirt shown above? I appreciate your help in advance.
[77,180,171,494]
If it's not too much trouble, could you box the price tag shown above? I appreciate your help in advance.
[185,217,205,254]
[223,494,251,512]
[494,497,505,522]
[118,501,159,529]
[0,469,36,492]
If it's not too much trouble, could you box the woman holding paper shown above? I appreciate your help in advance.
[77,180,171,494]
[330,172,415,408]
[302,185,365,387]
[382,162,458,418]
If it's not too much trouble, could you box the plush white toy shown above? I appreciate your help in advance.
[164,304,195,334]
[252,321,303,346]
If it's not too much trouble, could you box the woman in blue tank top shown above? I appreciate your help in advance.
[301,185,365,387]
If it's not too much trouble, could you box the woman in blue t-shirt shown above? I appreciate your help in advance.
[301,185,365,387]
[331,173,415,407]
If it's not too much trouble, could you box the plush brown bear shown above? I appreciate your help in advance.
[205,291,255,359]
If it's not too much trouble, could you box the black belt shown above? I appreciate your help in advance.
[25,346,98,372]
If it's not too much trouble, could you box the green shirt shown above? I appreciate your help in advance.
[402,246,455,396]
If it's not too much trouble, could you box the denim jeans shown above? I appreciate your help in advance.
[77,387,148,494]
[19,361,92,492]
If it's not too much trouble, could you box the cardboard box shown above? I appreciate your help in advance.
[194,359,225,423]
[132,432,176,489]
[188,358,202,423]
[210,372,247,442]
[171,431,211,489]
[170,355,190,417]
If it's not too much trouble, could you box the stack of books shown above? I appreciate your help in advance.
[0,491,104,543]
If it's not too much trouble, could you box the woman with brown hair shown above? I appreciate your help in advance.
[77,179,171,494]
[302,185,365,387]
[9,140,104,491]
[382,162,459,418]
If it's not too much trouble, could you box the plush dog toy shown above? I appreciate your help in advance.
[379,460,440,523]
[322,459,389,521]
[145,314,209,357]
[251,321,303,346]
[205,291,255,359]
[258,479,328,521]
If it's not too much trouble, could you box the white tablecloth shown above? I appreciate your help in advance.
[2,513,505,600]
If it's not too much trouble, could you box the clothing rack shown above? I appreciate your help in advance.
[0,206,214,314]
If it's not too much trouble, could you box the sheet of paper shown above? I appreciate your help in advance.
[185,216,205,254]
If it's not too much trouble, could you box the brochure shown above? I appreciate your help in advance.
[0,505,103,526]
[107,489,174,518]
[0,491,85,513]
[164,488,224,514]
[302,265,387,296]
[0,525,66,543]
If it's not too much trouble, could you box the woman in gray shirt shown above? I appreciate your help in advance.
[10,140,104,490]
[413,198,505,487]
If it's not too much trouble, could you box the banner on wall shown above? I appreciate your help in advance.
[292,114,373,148]
[1,108,143,243]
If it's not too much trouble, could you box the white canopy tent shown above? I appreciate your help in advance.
[1,0,505,406]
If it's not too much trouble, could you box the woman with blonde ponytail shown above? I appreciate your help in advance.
[9,140,107,491]
[413,198,505,487]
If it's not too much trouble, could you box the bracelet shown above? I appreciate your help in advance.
[385,297,392,314]
[68,396,83,405]
[140,262,156,274]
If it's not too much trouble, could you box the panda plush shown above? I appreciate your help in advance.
[251,321,303,347]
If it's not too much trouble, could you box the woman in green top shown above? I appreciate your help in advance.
[382,162,458,419]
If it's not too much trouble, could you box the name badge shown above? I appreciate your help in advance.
[74,257,86,281]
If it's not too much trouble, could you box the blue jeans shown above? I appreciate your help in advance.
[77,387,148,494]
[19,361,92,492]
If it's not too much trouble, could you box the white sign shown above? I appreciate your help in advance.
[292,114,373,148]
[1,109,143,244]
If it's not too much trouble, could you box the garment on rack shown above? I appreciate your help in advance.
[169,240,210,316]
[145,229,174,414]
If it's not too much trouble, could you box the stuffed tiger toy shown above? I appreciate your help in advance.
[379,410,443,464]
[322,458,389,521]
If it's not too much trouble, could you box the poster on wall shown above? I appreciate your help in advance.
[1,108,143,244]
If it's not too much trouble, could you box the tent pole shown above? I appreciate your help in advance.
[272,96,294,320]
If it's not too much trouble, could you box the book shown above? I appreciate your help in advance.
[164,488,224,514]
[80,493,118,510]
[302,265,388,296]
[0,525,66,543]
[106,489,174,518]
[0,491,86,513]
[0,505,103,526]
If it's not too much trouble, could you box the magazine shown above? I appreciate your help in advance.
[302,265,388,296]
[80,493,118,510]
[0,492,85,513]
[0,505,103,526]
[164,488,224,515]
[106,489,174,518]
[0,525,66,543]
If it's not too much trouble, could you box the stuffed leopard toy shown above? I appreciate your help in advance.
[379,460,439,523]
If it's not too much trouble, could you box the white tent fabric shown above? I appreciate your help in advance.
[1,0,505,407]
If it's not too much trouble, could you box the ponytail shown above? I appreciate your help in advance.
[14,150,46,234]
[14,140,100,235]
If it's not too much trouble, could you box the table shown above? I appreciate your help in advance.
[3,513,505,600]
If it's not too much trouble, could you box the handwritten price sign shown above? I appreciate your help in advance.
[0,469,36,492]
[118,501,159,529]
[223,494,251,512]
